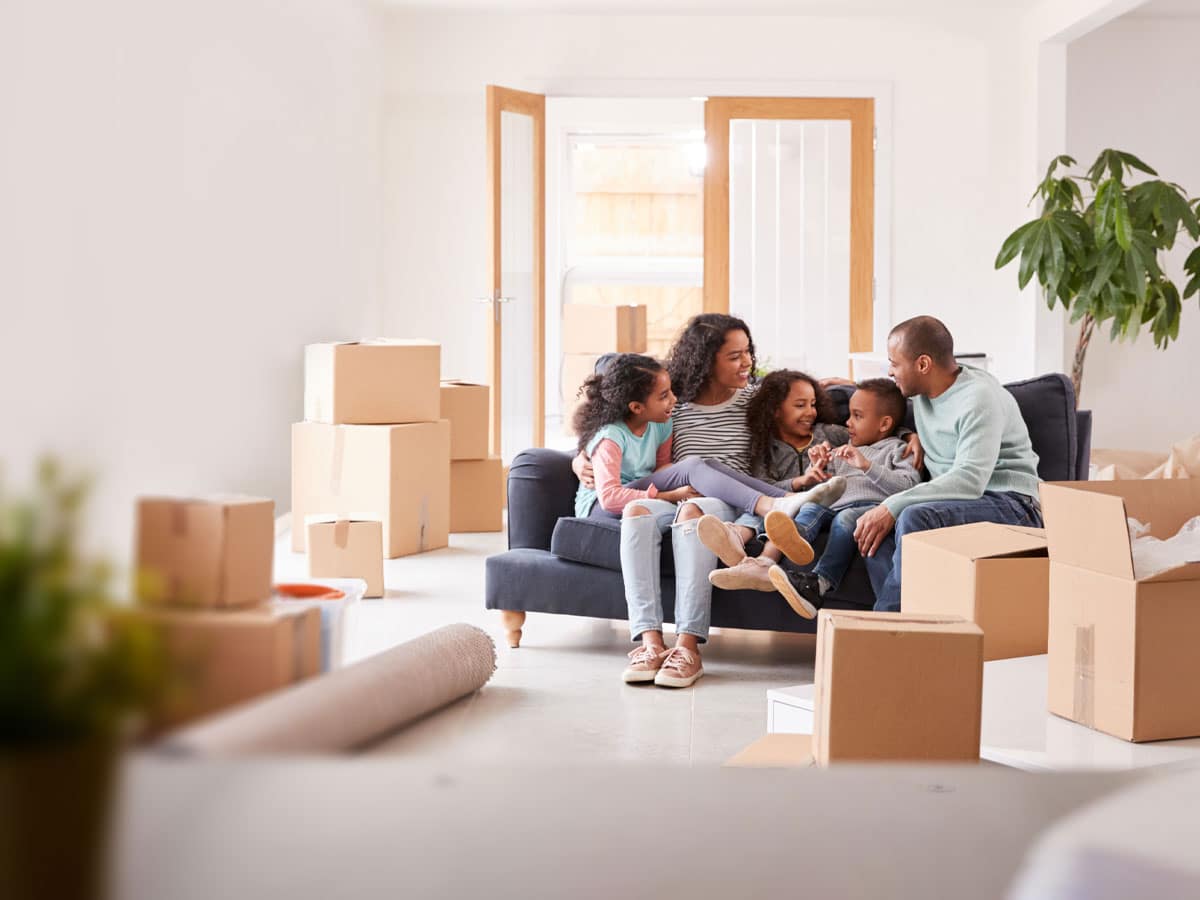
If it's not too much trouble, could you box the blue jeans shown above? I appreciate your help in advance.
[865,491,1044,612]
[607,496,737,643]
[791,501,877,592]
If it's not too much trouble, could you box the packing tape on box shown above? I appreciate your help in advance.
[419,496,429,552]
[334,519,350,549]
[1073,624,1096,729]
[159,623,496,755]
[170,501,188,537]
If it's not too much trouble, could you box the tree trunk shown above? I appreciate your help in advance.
[1071,314,1096,407]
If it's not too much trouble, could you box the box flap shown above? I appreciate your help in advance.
[1141,560,1200,584]
[441,379,488,389]
[904,521,1047,561]
[1039,482,1135,580]
[822,610,981,635]
[724,734,814,768]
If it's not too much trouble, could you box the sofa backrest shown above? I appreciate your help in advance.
[826,372,1082,482]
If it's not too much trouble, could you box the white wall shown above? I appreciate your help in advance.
[380,12,1033,385]
[1066,11,1200,450]
[0,0,385,557]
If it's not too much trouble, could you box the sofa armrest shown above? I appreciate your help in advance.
[507,448,579,552]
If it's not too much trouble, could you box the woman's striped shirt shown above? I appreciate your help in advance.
[669,386,756,474]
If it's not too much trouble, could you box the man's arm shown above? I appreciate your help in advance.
[881,406,1003,519]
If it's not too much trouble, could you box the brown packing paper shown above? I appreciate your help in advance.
[901,522,1049,660]
[1041,480,1200,741]
[812,610,983,765]
[440,381,491,461]
[136,496,274,609]
[291,421,450,559]
[304,339,441,425]
[307,519,385,598]
[450,457,505,533]
[561,303,648,355]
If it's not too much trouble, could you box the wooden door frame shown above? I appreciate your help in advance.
[703,97,875,354]
[486,85,546,455]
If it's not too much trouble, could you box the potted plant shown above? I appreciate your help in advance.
[0,460,163,900]
[995,149,1200,403]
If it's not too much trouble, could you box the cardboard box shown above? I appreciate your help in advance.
[450,457,504,533]
[440,381,491,460]
[306,519,385,598]
[724,734,815,768]
[291,420,450,558]
[562,303,647,355]
[561,353,602,435]
[136,496,274,609]
[140,605,321,732]
[304,340,440,425]
[1042,480,1200,742]
[813,610,984,765]
[901,522,1050,661]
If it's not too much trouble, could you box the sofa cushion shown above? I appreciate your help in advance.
[1004,373,1077,482]
[550,515,675,576]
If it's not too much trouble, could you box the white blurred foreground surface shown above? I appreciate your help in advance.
[111,758,1138,900]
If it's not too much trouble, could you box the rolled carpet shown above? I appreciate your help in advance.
[162,623,496,755]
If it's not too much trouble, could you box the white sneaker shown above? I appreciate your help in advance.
[771,475,849,519]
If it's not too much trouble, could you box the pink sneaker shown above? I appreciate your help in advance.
[623,644,669,684]
[654,646,704,688]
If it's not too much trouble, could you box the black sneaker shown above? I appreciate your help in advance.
[767,566,822,619]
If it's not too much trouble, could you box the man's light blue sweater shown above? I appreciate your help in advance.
[882,366,1041,518]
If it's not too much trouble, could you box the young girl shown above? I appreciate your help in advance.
[572,354,844,688]
[696,370,850,591]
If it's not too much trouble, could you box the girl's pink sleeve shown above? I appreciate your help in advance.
[592,438,659,513]
[655,435,674,470]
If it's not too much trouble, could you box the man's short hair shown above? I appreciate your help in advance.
[890,316,955,367]
[855,378,906,434]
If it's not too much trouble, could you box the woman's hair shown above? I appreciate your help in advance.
[666,313,757,405]
[745,369,837,478]
[572,353,666,452]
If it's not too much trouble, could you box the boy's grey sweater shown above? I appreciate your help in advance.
[759,427,921,509]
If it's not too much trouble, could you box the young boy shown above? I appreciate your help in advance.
[764,378,922,618]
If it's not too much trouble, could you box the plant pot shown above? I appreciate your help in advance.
[0,737,120,900]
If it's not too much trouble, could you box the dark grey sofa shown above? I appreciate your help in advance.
[485,373,1091,647]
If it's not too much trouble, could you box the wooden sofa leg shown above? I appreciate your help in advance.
[500,610,526,648]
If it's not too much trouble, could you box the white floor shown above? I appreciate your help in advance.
[274,527,817,765]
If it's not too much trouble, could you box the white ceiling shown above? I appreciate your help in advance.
[381,0,1044,13]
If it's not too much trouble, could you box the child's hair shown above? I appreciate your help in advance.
[855,378,907,436]
[746,369,837,477]
[573,353,666,452]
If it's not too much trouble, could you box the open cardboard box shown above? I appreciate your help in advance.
[1041,479,1200,742]
[902,522,1049,660]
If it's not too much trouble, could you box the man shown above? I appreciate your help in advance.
[773,315,1043,613]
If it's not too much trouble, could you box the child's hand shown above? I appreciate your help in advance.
[807,441,833,471]
[833,444,870,471]
[792,470,828,490]
[659,486,702,504]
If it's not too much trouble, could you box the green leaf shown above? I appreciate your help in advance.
[1017,223,1048,290]
[1124,250,1146,300]
[1118,151,1158,177]
[1113,191,1133,250]
[995,220,1039,269]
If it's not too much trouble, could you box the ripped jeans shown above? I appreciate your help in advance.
[612,496,736,643]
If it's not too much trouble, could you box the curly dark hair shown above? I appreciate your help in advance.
[572,353,666,452]
[746,369,837,479]
[855,378,906,435]
[665,313,757,405]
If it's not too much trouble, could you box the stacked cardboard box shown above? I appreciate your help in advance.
[1041,479,1200,742]
[561,303,648,436]
[293,340,450,559]
[133,495,322,731]
[441,380,503,533]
